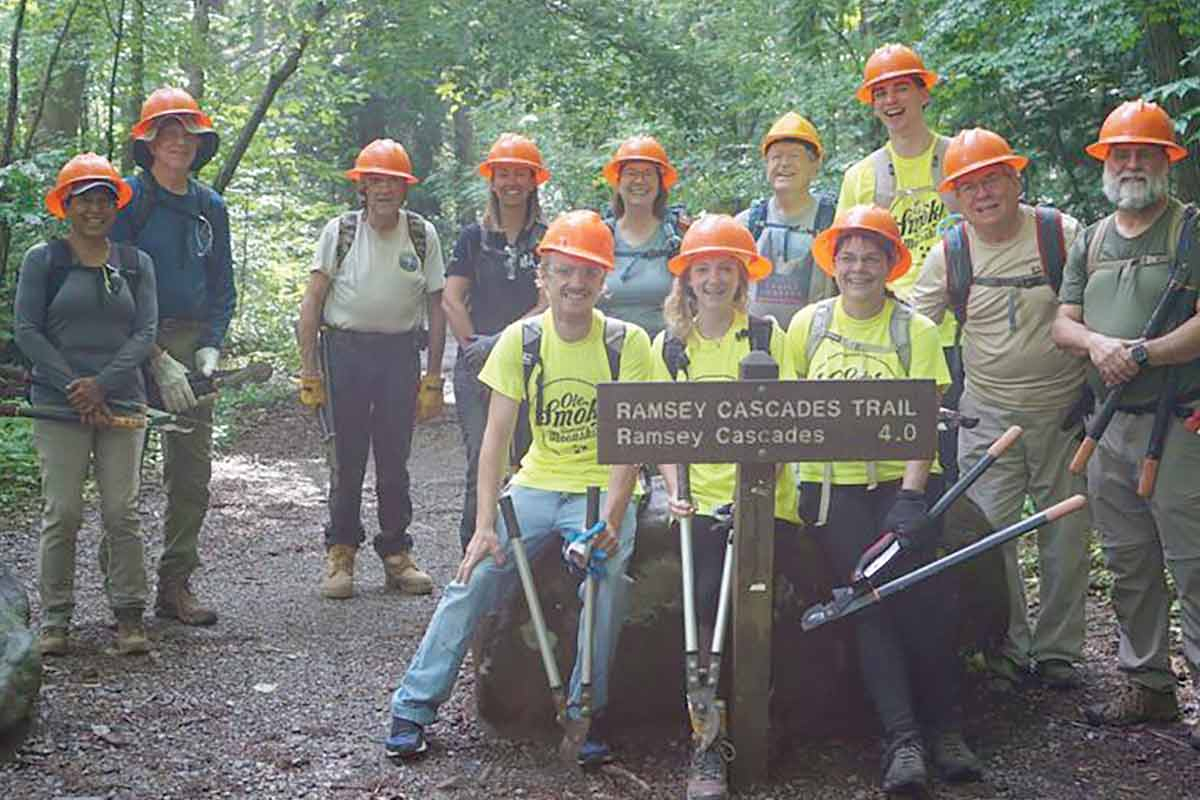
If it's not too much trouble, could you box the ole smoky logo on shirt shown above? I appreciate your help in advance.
[814,351,899,381]
[536,377,599,455]
[891,190,945,265]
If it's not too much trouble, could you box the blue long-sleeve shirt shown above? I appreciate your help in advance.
[110,173,236,349]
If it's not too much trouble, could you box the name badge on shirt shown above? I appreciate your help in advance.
[398,254,420,273]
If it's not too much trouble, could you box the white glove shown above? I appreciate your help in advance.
[195,347,220,377]
[151,351,197,413]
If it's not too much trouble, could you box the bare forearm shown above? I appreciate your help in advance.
[901,459,932,492]
[442,278,476,345]
[603,464,641,532]
[426,292,447,376]
[475,394,519,534]
[1052,305,1094,358]
[1146,312,1200,366]
[298,274,330,375]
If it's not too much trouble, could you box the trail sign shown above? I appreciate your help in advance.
[597,378,938,465]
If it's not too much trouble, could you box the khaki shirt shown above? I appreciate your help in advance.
[911,205,1086,412]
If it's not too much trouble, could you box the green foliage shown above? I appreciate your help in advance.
[0,422,39,508]
[211,377,294,449]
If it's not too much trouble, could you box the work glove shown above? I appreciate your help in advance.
[561,521,609,580]
[298,374,325,408]
[415,374,444,422]
[462,333,499,373]
[195,347,220,377]
[150,351,197,413]
[881,489,935,550]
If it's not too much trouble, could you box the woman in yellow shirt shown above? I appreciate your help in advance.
[654,214,799,799]
[786,205,981,794]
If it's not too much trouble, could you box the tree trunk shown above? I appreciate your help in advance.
[473,481,1008,738]
[0,0,27,285]
[1144,15,1200,202]
[42,60,87,142]
[452,105,475,225]
[187,0,212,102]
[211,1,330,194]
[121,0,145,172]
[105,0,128,161]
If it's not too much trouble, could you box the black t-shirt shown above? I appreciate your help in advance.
[446,222,542,335]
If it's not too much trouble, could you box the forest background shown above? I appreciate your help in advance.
[0,0,1198,501]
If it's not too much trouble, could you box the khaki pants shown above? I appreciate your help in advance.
[34,419,147,629]
[157,321,214,581]
[1088,410,1200,692]
[958,391,1092,667]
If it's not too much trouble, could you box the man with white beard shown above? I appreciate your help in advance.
[1053,100,1200,747]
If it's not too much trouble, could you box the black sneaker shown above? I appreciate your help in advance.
[927,729,983,783]
[385,716,427,759]
[881,733,928,794]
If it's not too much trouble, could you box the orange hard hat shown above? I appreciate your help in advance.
[130,86,219,170]
[536,210,615,271]
[1085,99,1189,163]
[44,152,133,220]
[811,205,912,282]
[478,133,550,185]
[856,44,939,105]
[602,135,678,190]
[668,214,772,281]
[938,128,1029,192]
[346,139,419,183]
[761,112,824,159]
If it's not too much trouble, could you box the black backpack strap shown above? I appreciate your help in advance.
[129,172,159,239]
[43,239,75,312]
[603,318,626,380]
[747,199,769,241]
[663,334,689,381]
[1034,206,1068,293]
[943,221,972,328]
[521,317,544,423]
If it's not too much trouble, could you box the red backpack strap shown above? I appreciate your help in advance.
[1033,206,1067,293]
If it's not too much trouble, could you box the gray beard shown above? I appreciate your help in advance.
[1103,170,1168,211]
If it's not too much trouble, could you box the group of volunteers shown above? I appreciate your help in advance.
[12,39,1199,800]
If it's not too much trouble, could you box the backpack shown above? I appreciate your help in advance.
[662,314,773,381]
[805,297,913,375]
[944,206,1068,330]
[871,136,952,210]
[604,204,690,262]
[333,209,428,274]
[43,239,142,312]
[521,316,626,426]
[746,194,837,300]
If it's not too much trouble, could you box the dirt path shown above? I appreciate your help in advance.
[1,402,1198,799]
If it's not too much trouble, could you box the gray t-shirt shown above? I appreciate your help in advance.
[599,224,674,340]
[736,197,837,328]
[14,242,158,406]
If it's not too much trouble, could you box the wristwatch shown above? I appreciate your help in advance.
[1130,342,1150,369]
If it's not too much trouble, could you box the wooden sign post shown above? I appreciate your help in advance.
[596,360,937,789]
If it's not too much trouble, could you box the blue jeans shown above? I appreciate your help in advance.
[453,357,490,551]
[391,484,637,726]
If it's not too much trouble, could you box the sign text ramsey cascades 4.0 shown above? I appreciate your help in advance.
[596,379,938,464]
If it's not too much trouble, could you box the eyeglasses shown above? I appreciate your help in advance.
[954,170,1010,200]
[620,166,658,184]
[834,252,888,270]
[545,263,604,282]
[193,212,213,258]
[767,152,811,167]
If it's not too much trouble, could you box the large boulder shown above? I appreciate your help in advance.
[0,562,40,744]
[473,481,1006,739]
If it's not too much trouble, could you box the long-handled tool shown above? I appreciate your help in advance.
[850,424,1023,587]
[500,491,569,738]
[1137,368,1178,498]
[0,402,146,429]
[1071,207,1197,474]
[557,486,601,764]
[676,463,735,752]
[802,494,1088,631]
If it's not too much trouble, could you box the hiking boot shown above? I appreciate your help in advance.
[320,544,356,599]
[1190,721,1199,751]
[384,716,427,759]
[881,734,928,794]
[382,551,434,595]
[686,741,729,800]
[1085,684,1179,726]
[155,578,218,626]
[115,614,149,656]
[38,627,68,657]
[927,729,983,783]
[1037,659,1083,690]
[984,652,1027,693]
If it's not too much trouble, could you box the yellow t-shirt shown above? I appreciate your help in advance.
[837,136,957,345]
[650,313,801,524]
[479,308,653,493]
[785,298,949,485]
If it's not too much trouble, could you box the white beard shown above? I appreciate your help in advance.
[1103,169,1168,211]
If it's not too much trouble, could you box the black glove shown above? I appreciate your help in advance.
[882,489,935,550]
[462,333,499,373]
